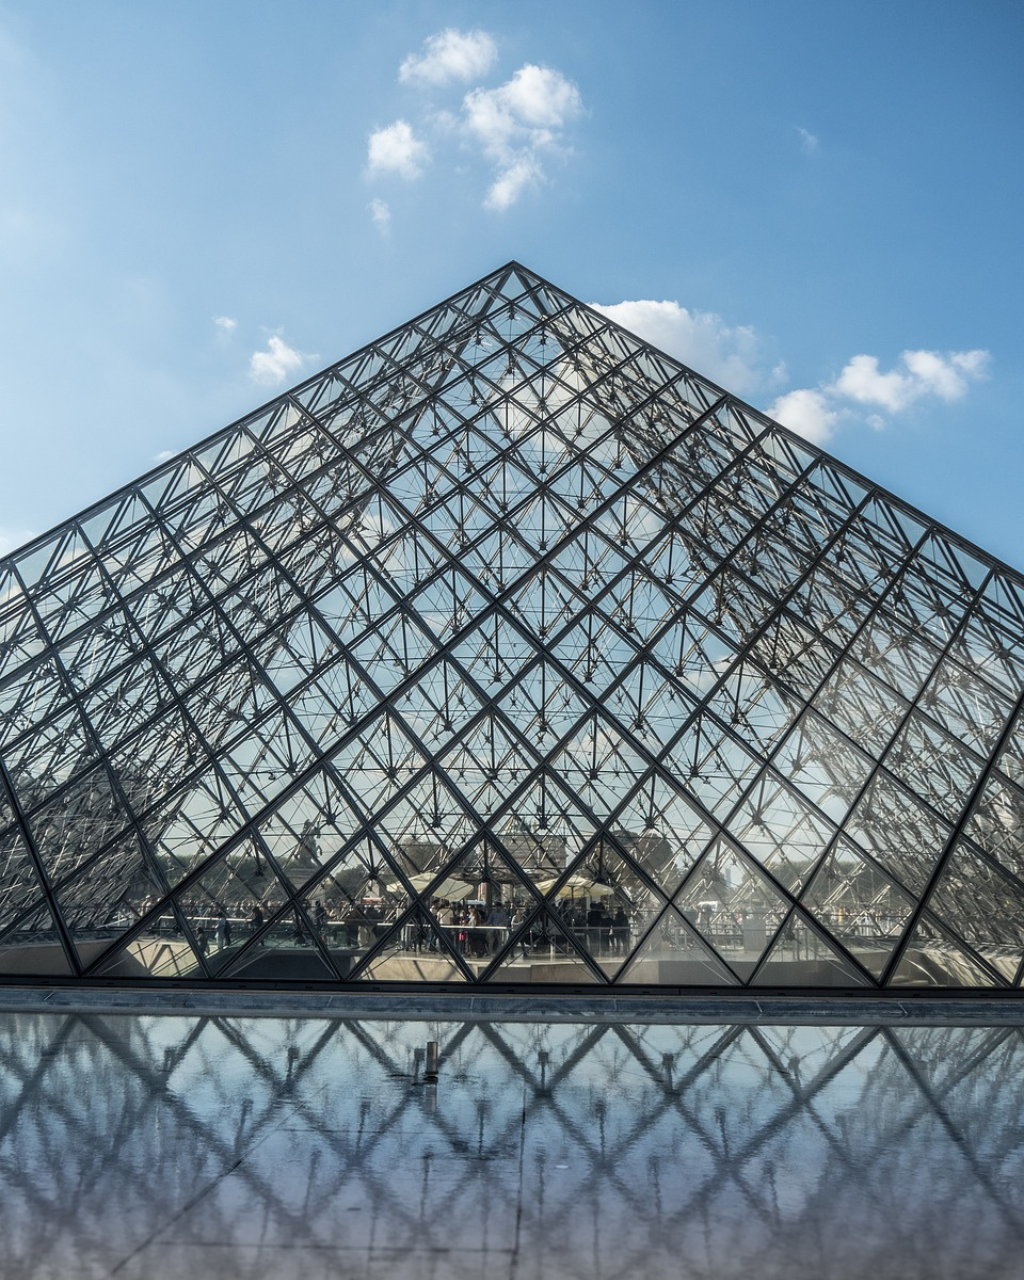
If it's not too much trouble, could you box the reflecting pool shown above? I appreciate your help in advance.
[1,1013,1023,1279]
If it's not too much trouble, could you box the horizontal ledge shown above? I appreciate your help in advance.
[0,981,1022,1026]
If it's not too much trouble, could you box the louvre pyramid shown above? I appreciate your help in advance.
[2,261,1024,992]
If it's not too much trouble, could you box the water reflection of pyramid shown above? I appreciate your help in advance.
[2,262,1023,991]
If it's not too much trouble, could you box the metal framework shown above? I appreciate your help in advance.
[2,261,1024,991]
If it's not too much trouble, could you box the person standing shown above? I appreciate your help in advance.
[487,900,509,954]
[216,908,231,951]
[586,899,603,955]
[612,905,629,956]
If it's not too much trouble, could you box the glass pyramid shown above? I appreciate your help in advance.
[1,261,1022,992]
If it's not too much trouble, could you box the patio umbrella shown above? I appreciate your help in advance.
[407,873,475,901]
[534,873,603,899]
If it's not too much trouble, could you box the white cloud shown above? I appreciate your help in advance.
[249,335,314,386]
[367,119,429,180]
[590,299,778,397]
[463,64,583,209]
[400,29,497,87]
[908,348,989,395]
[154,450,175,463]
[596,296,990,448]
[770,347,990,443]
[485,155,541,212]
[796,126,818,156]
[213,315,237,332]
[830,348,990,412]
[465,64,582,155]
[949,350,990,378]
[831,354,913,413]
[767,388,838,444]
[368,197,391,232]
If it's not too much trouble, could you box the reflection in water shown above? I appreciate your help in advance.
[0,1014,1022,1279]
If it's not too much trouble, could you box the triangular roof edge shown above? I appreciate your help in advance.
[0,261,1015,611]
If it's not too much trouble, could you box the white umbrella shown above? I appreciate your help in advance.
[535,873,604,899]
[407,873,475,901]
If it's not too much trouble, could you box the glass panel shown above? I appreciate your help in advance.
[166,840,295,977]
[0,902,73,976]
[674,840,791,981]
[27,764,132,887]
[527,842,652,980]
[621,902,740,985]
[730,773,835,893]
[886,708,985,821]
[487,906,602,984]
[2,707,101,828]
[966,771,1024,883]
[255,777,364,897]
[0,592,45,682]
[889,912,1004,988]
[800,836,914,979]
[663,716,763,820]
[396,839,539,979]
[789,561,873,641]
[925,841,1024,982]
[490,776,599,882]
[90,907,205,981]
[220,919,340,983]
[53,830,164,947]
[221,832,400,981]
[351,904,468,983]
[772,711,874,824]
[142,778,249,888]
[951,602,1024,702]
[843,772,951,896]
[853,617,941,702]
[0,826,47,933]
[751,910,868,987]
[918,657,1014,760]
[610,773,714,898]
[813,658,908,761]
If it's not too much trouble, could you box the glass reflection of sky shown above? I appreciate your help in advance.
[1,1013,1022,1279]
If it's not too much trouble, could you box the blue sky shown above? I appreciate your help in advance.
[1,0,1021,567]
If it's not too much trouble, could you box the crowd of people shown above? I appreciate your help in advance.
[413,897,633,959]
[136,891,636,961]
